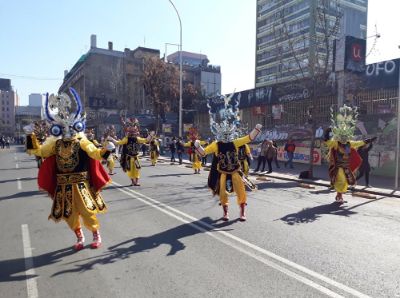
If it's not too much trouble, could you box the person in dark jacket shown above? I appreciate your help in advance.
[356,142,374,187]
[169,137,176,162]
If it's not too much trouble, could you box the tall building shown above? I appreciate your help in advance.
[0,78,17,136]
[255,0,368,88]
[29,93,45,107]
[59,34,160,135]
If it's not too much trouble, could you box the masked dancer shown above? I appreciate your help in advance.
[325,105,376,204]
[109,118,153,186]
[25,88,114,250]
[195,94,261,221]
[184,128,205,174]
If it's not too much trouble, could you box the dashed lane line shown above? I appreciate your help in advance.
[21,224,38,298]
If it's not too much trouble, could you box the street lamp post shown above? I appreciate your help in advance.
[168,0,183,138]
[395,53,400,188]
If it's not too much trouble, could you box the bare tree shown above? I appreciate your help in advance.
[142,56,179,132]
[271,0,342,178]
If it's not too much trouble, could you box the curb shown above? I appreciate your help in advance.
[158,156,400,199]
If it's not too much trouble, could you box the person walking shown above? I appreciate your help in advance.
[284,138,296,169]
[356,142,374,187]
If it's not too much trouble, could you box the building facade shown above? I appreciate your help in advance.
[0,78,17,136]
[255,0,367,88]
[59,35,160,136]
[167,51,221,97]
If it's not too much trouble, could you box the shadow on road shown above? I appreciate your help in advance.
[256,181,299,190]
[51,217,237,276]
[148,173,195,178]
[0,247,76,282]
[279,203,357,225]
[0,190,42,201]
[0,177,36,184]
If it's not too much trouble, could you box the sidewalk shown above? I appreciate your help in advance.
[158,154,400,199]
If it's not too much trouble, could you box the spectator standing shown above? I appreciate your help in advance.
[169,137,176,162]
[284,138,296,169]
[356,142,373,187]
[176,137,184,164]
[265,141,277,173]
[254,140,268,172]
[272,140,280,169]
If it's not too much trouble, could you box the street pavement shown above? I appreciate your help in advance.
[1,146,400,298]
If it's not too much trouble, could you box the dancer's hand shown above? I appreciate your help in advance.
[105,142,115,151]
[23,124,34,134]
[255,124,262,130]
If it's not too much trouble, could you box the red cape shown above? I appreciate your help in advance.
[38,156,110,198]
[349,148,362,172]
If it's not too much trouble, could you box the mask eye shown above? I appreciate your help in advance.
[73,121,85,132]
[50,125,62,136]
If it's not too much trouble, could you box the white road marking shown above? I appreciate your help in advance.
[16,163,19,169]
[21,224,38,298]
[112,182,370,298]
[17,178,22,190]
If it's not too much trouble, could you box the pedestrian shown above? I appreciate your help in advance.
[272,140,280,169]
[254,140,268,172]
[356,141,374,187]
[265,140,277,173]
[169,137,176,162]
[176,137,184,164]
[284,138,296,169]
[25,88,114,250]
[201,138,210,166]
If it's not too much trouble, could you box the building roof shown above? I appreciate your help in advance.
[15,106,41,116]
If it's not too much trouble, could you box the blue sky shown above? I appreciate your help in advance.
[0,0,398,105]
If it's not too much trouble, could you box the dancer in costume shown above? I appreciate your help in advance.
[109,118,153,186]
[25,88,114,250]
[324,105,376,204]
[103,125,117,175]
[149,138,160,166]
[184,128,205,174]
[194,94,261,221]
[85,128,101,147]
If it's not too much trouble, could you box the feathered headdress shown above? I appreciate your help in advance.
[187,127,199,141]
[330,104,358,142]
[45,87,86,138]
[33,120,49,141]
[120,117,140,136]
[207,93,240,142]
[103,125,116,138]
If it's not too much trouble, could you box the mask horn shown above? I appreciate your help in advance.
[69,87,82,119]
[45,92,55,121]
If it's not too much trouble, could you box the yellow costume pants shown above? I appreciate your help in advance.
[150,151,158,165]
[64,184,100,232]
[126,156,140,179]
[333,168,348,193]
[219,172,246,206]
[240,160,249,176]
[192,154,201,170]
[106,155,115,173]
